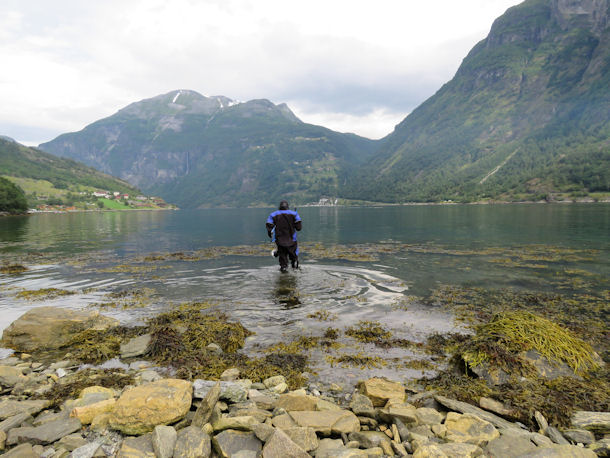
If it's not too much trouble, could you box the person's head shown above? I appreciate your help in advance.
[279,200,289,210]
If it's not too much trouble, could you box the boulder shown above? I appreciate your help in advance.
[348,431,392,449]
[562,428,595,445]
[152,425,177,458]
[349,393,375,417]
[413,442,484,457]
[213,430,262,458]
[70,398,116,424]
[193,379,249,403]
[444,412,500,446]
[0,412,32,432]
[117,434,155,457]
[485,433,538,457]
[7,417,82,445]
[0,366,26,387]
[173,425,211,458]
[0,399,50,420]
[120,334,151,359]
[282,427,319,451]
[358,378,405,407]
[289,410,360,435]
[571,411,610,434]
[262,428,309,458]
[435,395,519,430]
[415,407,443,425]
[192,381,221,428]
[0,442,38,457]
[277,393,318,412]
[108,379,192,435]
[0,306,117,351]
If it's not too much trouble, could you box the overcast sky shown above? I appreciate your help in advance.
[1,0,521,145]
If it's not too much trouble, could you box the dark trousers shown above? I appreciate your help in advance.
[277,243,298,269]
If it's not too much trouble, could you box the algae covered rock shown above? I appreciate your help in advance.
[1,306,118,352]
[109,379,192,435]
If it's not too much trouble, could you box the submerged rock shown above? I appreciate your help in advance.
[0,306,118,352]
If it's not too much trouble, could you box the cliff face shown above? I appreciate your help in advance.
[40,91,378,207]
[344,0,609,203]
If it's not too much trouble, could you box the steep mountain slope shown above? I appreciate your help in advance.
[40,91,378,207]
[0,137,139,196]
[345,0,610,202]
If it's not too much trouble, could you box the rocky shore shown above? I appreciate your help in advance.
[0,307,608,457]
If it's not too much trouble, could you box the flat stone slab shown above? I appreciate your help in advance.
[0,412,32,433]
[571,411,610,434]
[413,443,484,457]
[435,395,519,430]
[213,430,261,458]
[262,428,309,458]
[118,434,155,457]
[289,410,360,435]
[7,417,82,445]
[0,399,50,420]
[174,425,211,458]
[518,444,597,457]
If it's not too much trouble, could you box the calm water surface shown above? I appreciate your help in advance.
[1,204,608,384]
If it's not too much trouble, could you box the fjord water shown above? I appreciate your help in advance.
[1,204,608,383]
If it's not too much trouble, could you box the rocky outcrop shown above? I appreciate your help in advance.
[0,307,118,352]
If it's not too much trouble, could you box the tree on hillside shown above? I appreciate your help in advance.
[0,177,28,214]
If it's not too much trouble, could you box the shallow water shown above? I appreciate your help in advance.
[1,204,608,385]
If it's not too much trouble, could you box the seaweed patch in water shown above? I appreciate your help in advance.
[0,263,28,274]
[345,320,392,344]
[307,310,338,321]
[326,352,387,369]
[16,288,75,301]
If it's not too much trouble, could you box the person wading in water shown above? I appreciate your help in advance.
[266,200,302,272]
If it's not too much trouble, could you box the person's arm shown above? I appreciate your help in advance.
[266,214,275,238]
[294,212,302,231]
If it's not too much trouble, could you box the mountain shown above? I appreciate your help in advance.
[0,137,139,198]
[344,0,610,202]
[40,91,378,207]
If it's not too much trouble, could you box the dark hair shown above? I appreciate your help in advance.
[279,200,289,210]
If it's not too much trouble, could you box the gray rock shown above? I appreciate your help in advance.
[0,399,50,420]
[213,430,262,458]
[314,438,347,457]
[571,411,610,434]
[193,379,249,403]
[262,428,309,458]
[0,366,26,386]
[545,425,570,445]
[7,417,81,445]
[0,356,18,366]
[69,440,103,458]
[530,432,554,447]
[252,423,276,442]
[174,426,211,458]
[435,395,520,430]
[120,334,151,359]
[393,418,410,443]
[248,390,277,410]
[263,376,286,389]
[32,409,69,427]
[152,425,176,458]
[562,428,595,445]
[206,343,222,354]
[0,412,32,432]
[117,434,155,457]
[55,433,87,451]
[349,393,375,418]
[479,397,515,418]
[515,444,597,457]
[348,431,391,449]
[192,381,221,428]
[282,427,318,451]
[1,442,38,457]
[588,438,610,457]
[415,407,443,425]
[485,433,538,457]
[139,370,161,383]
